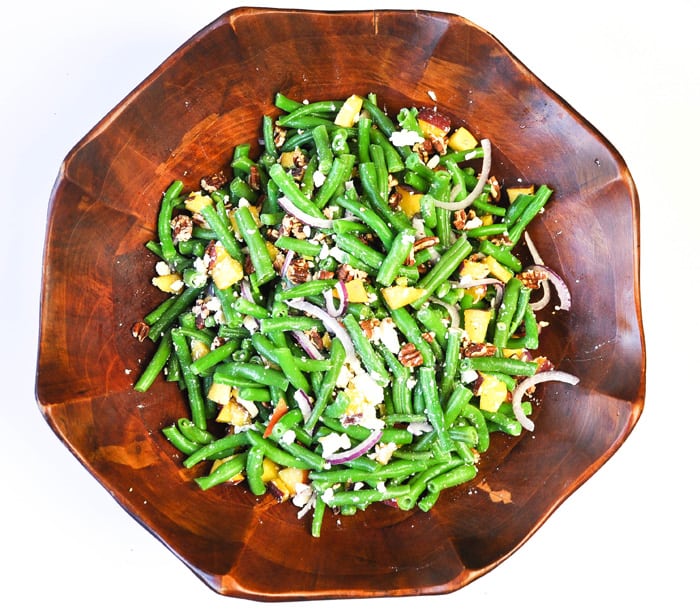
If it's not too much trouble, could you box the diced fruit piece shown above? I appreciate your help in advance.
[483,255,513,283]
[381,285,425,309]
[184,191,213,214]
[210,244,243,289]
[216,398,251,427]
[207,382,232,405]
[277,467,309,495]
[344,278,371,303]
[447,126,478,152]
[151,273,183,294]
[463,309,492,343]
[396,185,423,217]
[506,185,535,204]
[269,477,292,502]
[459,259,491,280]
[417,107,451,139]
[334,94,364,128]
[477,373,508,413]
[261,458,279,483]
[190,339,209,362]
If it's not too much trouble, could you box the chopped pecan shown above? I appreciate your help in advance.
[488,176,501,202]
[273,124,287,149]
[517,268,548,290]
[317,269,335,280]
[413,236,440,252]
[452,209,468,230]
[170,214,193,242]
[285,257,312,284]
[200,171,228,192]
[398,343,423,367]
[421,331,435,344]
[248,165,261,191]
[280,214,307,239]
[359,318,380,339]
[462,342,497,358]
[131,321,150,342]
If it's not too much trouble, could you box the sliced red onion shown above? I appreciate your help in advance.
[290,330,326,360]
[452,277,504,308]
[325,429,383,465]
[523,231,551,311]
[512,370,580,432]
[278,196,333,229]
[280,249,296,280]
[294,388,313,422]
[323,281,348,318]
[240,279,254,303]
[525,264,572,312]
[431,139,492,211]
[286,298,357,363]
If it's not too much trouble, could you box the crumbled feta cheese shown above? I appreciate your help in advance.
[407,421,433,436]
[169,279,184,293]
[375,318,400,354]
[426,154,441,169]
[321,487,335,504]
[293,483,314,510]
[313,170,326,187]
[368,441,397,465]
[427,90,437,102]
[242,314,259,333]
[465,216,483,230]
[389,129,424,147]
[155,261,171,276]
[461,369,478,384]
[280,429,296,445]
[318,432,352,458]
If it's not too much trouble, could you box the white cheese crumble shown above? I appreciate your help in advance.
[280,429,296,446]
[155,261,171,276]
[313,170,326,187]
[407,421,433,436]
[389,129,424,147]
[368,441,397,465]
[318,432,352,458]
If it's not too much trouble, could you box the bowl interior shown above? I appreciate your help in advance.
[37,8,644,600]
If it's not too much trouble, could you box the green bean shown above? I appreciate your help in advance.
[234,206,276,285]
[176,418,214,445]
[426,463,477,493]
[268,163,326,219]
[157,180,184,263]
[388,307,435,366]
[171,328,207,430]
[479,239,522,273]
[369,126,404,173]
[375,228,416,287]
[461,355,538,377]
[335,195,394,249]
[277,279,338,301]
[162,423,200,455]
[215,362,288,390]
[321,484,409,508]
[305,336,346,431]
[493,276,523,348]
[411,234,472,308]
[245,429,315,470]
[199,203,243,262]
[314,153,356,209]
[342,314,391,386]
[133,329,172,392]
[507,184,553,244]
[276,99,344,126]
[418,367,451,452]
[147,285,201,342]
[258,316,322,334]
[188,339,238,376]
[274,235,323,257]
[195,452,248,490]
[143,295,176,326]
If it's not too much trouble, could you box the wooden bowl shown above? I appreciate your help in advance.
[37,7,645,600]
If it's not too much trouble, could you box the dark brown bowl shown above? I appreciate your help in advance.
[37,7,645,601]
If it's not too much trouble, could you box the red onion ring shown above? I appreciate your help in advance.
[280,249,296,280]
[294,388,313,422]
[278,196,333,229]
[325,429,383,464]
[323,281,348,318]
[524,264,571,312]
[290,330,325,360]
[286,298,357,363]
[512,370,580,432]
[430,139,492,211]
[523,231,551,311]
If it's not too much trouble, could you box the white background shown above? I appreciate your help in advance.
[3,1,698,613]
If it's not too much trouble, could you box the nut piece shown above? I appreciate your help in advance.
[131,321,150,342]
[398,343,423,367]
[171,214,193,242]
[518,268,548,290]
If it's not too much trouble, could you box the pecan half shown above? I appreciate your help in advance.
[285,257,312,284]
[131,321,150,342]
[398,343,423,367]
[200,170,228,192]
[517,268,548,290]
[171,214,193,242]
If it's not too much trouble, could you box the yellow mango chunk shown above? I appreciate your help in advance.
[190,339,209,362]
[207,382,231,405]
[463,309,492,343]
[448,126,478,152]
[396,185,423,218]
[211,244,243,289]
[458,259,491,280]
[184,191,213,214]
[477,373,509,413]
[483,255,513,283]
[277,467,309,495]
[344,278,371,303]
[506,185,535,204]
[261,458,280,483]
[334,94,364,128]
[151,273,183,294]
[381,285,425,310]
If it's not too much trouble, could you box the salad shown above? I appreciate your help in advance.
[132,92,578,536]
